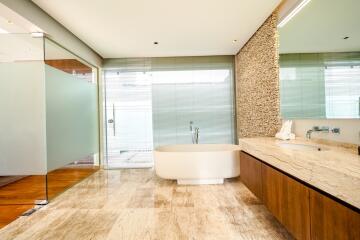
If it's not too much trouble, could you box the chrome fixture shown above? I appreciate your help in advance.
[306,126,329,139]
[193,127,199,144]
[107,103,116,136]
[331,127,341,134]
[189,121,199,144]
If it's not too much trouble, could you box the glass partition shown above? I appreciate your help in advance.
[0,33,100,228]
[44,38,99,201]
[0,33,47,227]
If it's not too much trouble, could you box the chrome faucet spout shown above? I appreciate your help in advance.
[189,121,199,144]
[193,127,199,144]
[306,126,330,139]
[306,129,313,139]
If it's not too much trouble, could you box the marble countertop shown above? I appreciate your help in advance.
[238,137,360,210]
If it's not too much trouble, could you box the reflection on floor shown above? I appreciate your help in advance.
[0,166,99,229]
[47,165,99,200]
[106,151,153,168]
[0,169,293,239]
[0,205,35,229]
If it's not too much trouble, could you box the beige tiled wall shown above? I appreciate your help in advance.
[235,12,281,138]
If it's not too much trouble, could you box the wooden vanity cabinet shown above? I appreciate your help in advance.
[239,151,262,200]
[261,163,311,240]
[310,189,360,240]
[240,151,360,240]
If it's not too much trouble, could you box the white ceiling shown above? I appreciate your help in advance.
[32,0,281,58]
[279,0,360,53]
[0,3,43,34]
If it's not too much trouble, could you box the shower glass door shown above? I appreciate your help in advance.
[104,70,153,168]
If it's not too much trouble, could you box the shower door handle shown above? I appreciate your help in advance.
[108,104,116,136]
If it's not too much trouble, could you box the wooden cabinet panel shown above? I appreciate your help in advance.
[241,151,359,240]
[262,164,310,240]
[240,152,262,200]
[310,189,360,240]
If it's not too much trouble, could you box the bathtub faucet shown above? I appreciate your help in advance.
[193,127,199,144]
[189,121,199,144]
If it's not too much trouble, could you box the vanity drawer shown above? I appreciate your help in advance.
[261,162,311,240]
[310,189,360,240]
[239,151,263,200]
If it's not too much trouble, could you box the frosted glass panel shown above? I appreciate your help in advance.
[0,61,47,175]
[45,65,98,171]
[0,34,46,176]
[0,34,47,206]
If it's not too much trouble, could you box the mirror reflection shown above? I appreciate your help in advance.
[279,0,360,119]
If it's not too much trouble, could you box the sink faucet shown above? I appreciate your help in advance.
[189,121,199,144]
[306,126,329,139]
[306,129,313,139]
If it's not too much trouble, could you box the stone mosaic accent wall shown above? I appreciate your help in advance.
[235,12,281,138]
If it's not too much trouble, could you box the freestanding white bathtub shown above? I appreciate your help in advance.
[154,144,240,185]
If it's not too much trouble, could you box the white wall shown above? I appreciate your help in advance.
[292,119,360,144]
[0,62,47,175]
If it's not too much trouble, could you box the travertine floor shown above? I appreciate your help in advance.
[0,169,292,240]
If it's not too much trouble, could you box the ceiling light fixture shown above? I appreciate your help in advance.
[7,20,13,24]
[278,0,311,28]
[343,36,349,40]
[233,40,237,43]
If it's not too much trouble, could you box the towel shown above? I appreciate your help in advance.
[275,120,296,140]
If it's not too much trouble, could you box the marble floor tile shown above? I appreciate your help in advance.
[0,169,293,240]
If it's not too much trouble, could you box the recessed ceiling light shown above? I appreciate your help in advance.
[233,40,237,43]
[153,41,159,45]
[7,20,13,24]
[343,36,349,40]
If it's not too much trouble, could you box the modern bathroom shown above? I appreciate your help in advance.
[0,0,359,239]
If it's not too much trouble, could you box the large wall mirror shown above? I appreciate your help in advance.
[279,0,360,119]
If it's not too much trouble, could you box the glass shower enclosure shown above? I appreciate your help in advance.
[103,56,236,169]
[104,70,154,168]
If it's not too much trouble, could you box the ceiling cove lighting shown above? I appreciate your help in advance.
[31,32,45,38]
[278,0,311,28]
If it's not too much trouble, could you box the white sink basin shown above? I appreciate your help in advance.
[278,142,328,151]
